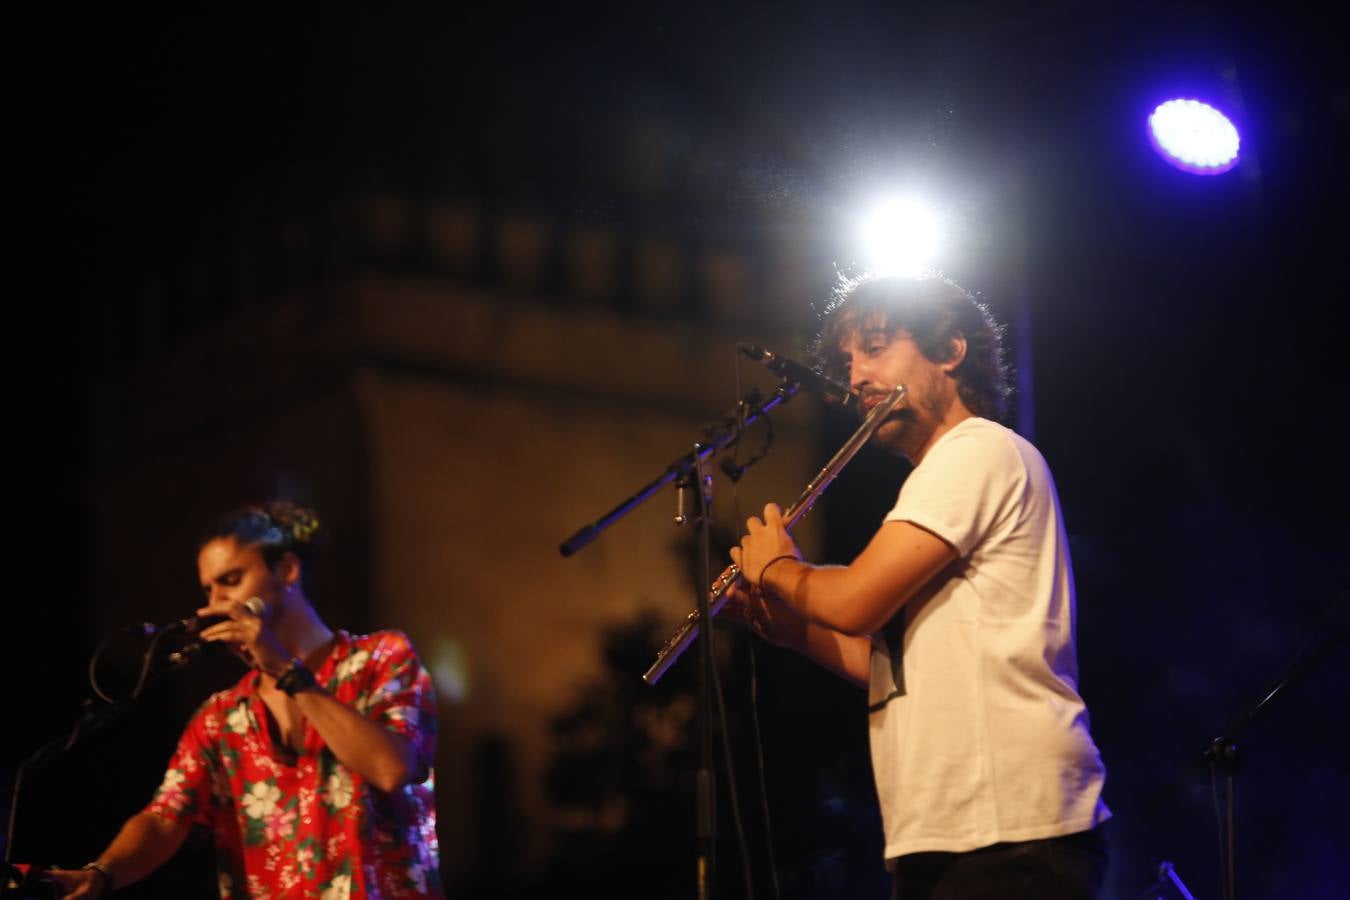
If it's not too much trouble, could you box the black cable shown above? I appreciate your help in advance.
[694,350,755,899]
[722,414,775,484]
[731,352,783,900]
[5,625,145,871]
[131,626,173,701]
[2,762,24,871]
[746,639,782,900]
[5,621,199,881]
[723,346,783,900]
[710,637,755,900]
[88,623,155,703]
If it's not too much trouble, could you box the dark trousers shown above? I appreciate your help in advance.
[891,826,1108,900]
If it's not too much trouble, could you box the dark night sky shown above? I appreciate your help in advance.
[11,2,1350,898]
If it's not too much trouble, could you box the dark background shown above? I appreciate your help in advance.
[9,3,1349,899]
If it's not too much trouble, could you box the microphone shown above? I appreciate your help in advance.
[165,596,269,635]
[162,596,268,665]
[737,343,854,408]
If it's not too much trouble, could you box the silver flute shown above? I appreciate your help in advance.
[643,384,909,684]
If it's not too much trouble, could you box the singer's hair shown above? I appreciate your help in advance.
[815,272,1011,421]
[200,500,323,593]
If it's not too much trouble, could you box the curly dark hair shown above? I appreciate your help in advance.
[200,500,323,593]
[815,273,1011,421]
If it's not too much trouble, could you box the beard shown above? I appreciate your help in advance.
[871,409,922,458]
[863,390,944,461]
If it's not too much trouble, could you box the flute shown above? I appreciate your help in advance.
[643,385,908,684]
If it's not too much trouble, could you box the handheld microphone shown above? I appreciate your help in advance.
[163,596,268,665]
[165,596,269,635]
[737,343,854,408]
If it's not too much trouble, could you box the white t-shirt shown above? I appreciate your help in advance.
[868,417,1110,859]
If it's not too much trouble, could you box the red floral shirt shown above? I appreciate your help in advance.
[145,630,441,899]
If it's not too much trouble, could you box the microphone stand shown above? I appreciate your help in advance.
[1202,611,1348,900]
[690,444,716,900]
[559,383,798,557]
[2,634,206,897]
[558,380,799,900]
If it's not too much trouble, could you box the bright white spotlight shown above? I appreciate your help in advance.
[858,196,942,275]
[1148,99,1240,175]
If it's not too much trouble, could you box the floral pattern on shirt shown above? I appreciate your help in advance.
[145,630,441,899]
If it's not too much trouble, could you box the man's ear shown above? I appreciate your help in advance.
[276,550,302,588]
[942,335,968,372]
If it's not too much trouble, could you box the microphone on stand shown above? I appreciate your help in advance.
[737,343,854,408]
[163,596,268,665]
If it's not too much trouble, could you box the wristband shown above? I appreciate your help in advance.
[757,554,799,587]
[275,659,318,696]
[81,860,114,894]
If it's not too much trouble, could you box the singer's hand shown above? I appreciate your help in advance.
[47,867,105,898]
[196,598,288,675]
[730,503,801,587]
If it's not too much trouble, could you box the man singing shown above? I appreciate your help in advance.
[52,501,441,899]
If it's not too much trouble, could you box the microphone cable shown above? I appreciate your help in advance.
[723,345,783,900]
[87,623,155,704]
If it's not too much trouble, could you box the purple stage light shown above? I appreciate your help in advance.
[1148,99,1240,175]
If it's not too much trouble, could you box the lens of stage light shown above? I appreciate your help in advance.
[1148,99,1240,175]
[858,196,942,275]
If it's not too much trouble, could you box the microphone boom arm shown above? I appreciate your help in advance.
[559,383,801,557]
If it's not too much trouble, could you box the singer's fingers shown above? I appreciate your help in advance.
[196,600,238,619]
[199,620,259,643]
[729,546,742,566]
[47,869,96,897]
[196,597,263,621]
[763,503,784,529]
[197,623,238,642]
[46,870,77,890]
[744,515,764,535]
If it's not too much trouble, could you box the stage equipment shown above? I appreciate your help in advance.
[558,355,897,899]
[1134,861,1196,900]
[643,384,907,685]
[736,343,853,409]
[2,612,234,885]
[559,347,839,557]
[1148,98,1240,175]
[1,864,59,900]
[857,195,942,275]
[1203,605,1348,900]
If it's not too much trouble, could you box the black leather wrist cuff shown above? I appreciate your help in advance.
[276,659,318,696]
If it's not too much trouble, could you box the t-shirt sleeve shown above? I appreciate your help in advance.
[358,631,438,783]
[143,702,220,829]
[884,425,1026,558]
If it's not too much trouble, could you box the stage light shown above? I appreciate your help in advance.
[857,195,942,275]
[1148,99,1240,175]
